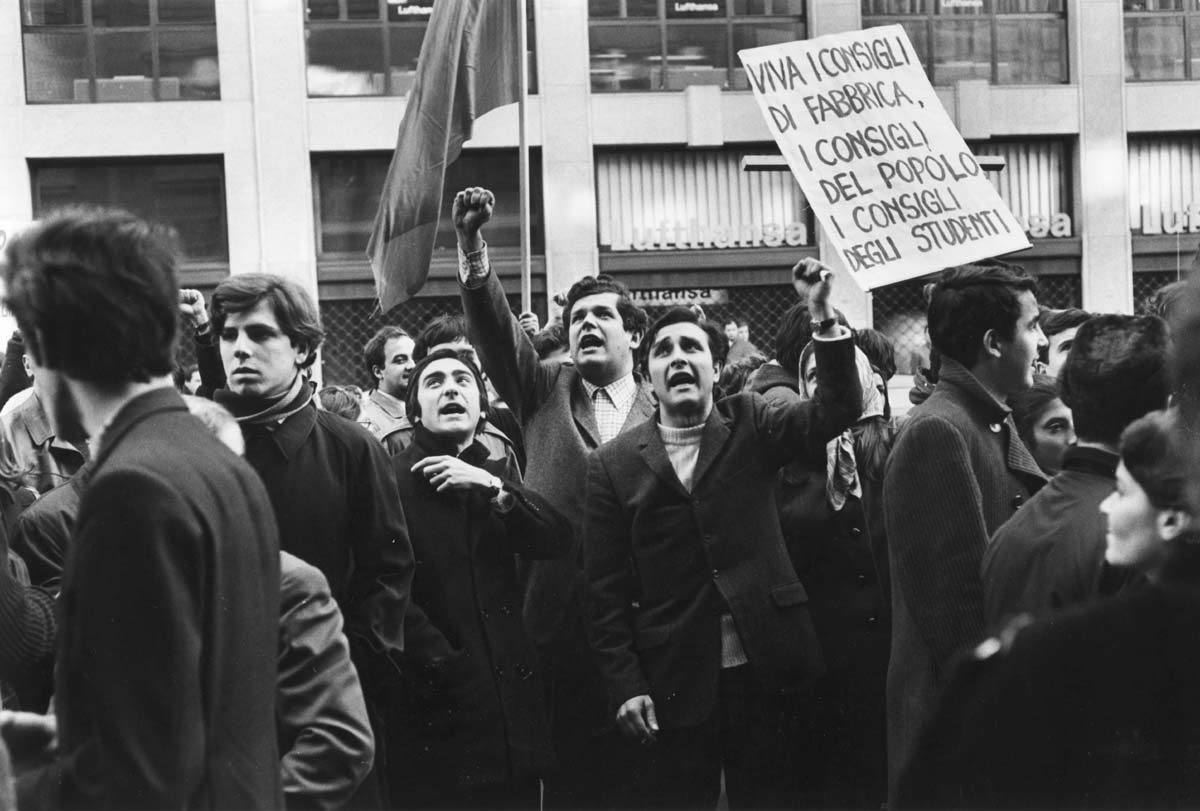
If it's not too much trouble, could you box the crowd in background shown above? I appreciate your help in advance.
[0,192,1194,810]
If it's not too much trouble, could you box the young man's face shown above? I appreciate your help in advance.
[568,292,638,386]
[375,335,416,400]
[1044,326,1079,379]
[647,321,716,424]
[995,290,1046,396]
[220,300,309,399]
[415,357,481,444]
[724,321,739,342]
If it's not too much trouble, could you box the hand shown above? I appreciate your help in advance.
[178,289,210,329]
[411,454,494,494]
[518,311,540,336]
[795,258,834,323]
[616,694,658,744]
[0,710,57,761]
[452,187,494,252]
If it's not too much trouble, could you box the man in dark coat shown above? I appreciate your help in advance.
[883,263,1049,798]
[982,314,1169,628]
[454,187,655,806]
[1,207,282,810]
[389,349,570,808]
[209,273,413,808]
[584,270,862,809]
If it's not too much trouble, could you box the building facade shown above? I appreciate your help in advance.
[2,0,1198,383]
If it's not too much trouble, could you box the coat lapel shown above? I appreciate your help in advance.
[1005,416,1049,484]
[621,382,657,435]
[637,421,689,499]
[692,409,732,489]
[570,375,602,449]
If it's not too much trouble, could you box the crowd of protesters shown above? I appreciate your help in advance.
[0,192,1195,811]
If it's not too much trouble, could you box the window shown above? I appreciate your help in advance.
[306,0,538,98]
[22,0,219,103]
[1123,1,1200,80]
[588,0,804,92]
[312,150,544,260]
[30,158,229,263]
[861,1,1067,86]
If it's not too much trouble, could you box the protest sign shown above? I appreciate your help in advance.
[738,26,1030,290]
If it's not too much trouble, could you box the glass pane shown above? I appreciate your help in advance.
[667,0,726,18]
[862,0,928,12]
[936,0,990,13]
[732,22,803,88]
[346,0,380,19]
[159,28,220,99]
[931,19,990,84]
[95,31,154,101]
[23,31,89,102]
[1123,0,1182,9]
[663,23,729,89]
[22,0,83,25]
[387,26,425,96]
[733,0,805,13]
[306,26,385,96]
[306,0,339,20]
[316,155,385,254]
[589,23,659,90]
[589,0,622,16]
[996,0,1063,10]
[387,0,433,22]
[1124,17,1185,79]
[92,0,150,26]
[1188,15,1200,78]
[158,0,216,23]
[995,18,1065,83]
[627,0,660,16]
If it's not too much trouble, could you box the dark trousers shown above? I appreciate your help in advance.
[633,665,802,810]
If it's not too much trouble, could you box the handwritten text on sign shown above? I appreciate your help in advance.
[739,27,1030,290]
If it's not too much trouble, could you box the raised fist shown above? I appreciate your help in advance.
[452,187,495,251]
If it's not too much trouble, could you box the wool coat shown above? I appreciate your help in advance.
[19,388,282,810]
[583,332,862,729]
[882,358,1046,796]
[388,428,570,799]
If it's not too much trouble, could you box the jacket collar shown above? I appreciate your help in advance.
[1061,445,1119,480]
[369,388,406,419]
[934,357,1011,423]
[93,387,188,468]
[637,406,731,497]
[572,370,656,448]
[18,390,86,456]
[244,400,318,461]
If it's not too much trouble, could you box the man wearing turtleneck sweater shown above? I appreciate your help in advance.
[209,273,413,808]
[583,265,862,809]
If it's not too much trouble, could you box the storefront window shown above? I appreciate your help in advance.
[306,0,537,98]
[1123,0,1200,80]
[30,158,229,262]
[21,0,219,103]
[312,150,544,259]
[588,0,804,92]
[862,0,1067,85]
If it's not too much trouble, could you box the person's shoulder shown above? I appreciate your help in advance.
[314,407,385,452]
[280,551,331,602]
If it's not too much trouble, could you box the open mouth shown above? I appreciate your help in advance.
[667,371,696,387]
[578,335,604,351]
[439,402,468,416]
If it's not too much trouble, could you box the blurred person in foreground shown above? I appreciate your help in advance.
[2,207,281,810]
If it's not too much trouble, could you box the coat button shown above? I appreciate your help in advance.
[866,616,878,628]
[1013,494,1024,509]
[857,573,868,587]
[712,569,720,579]
[850,527,862,538]
[989,422,1002,433]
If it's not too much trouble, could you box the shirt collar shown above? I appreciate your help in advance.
[582,371,637,410]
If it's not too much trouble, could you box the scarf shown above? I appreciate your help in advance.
[801,347,886,512]
[213,374,312,425]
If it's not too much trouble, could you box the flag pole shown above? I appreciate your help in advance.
[517,0,532,314]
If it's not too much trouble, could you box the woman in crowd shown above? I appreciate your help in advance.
[388,348,570,809]
[1009,374,1075,476]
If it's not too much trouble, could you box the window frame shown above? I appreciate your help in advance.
[1122,0,1200,81]
[20,0,219,104]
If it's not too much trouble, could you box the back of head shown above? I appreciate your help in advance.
[413,314,469,361]
[532,322,568,360]
[318,386,363,422]
[182,394,245,455]
[773,304,813,374]
[211,273,324,368]
[1144,280,1189,323]
[2,206,179,385]
[854,327,897,381]
[1059,314,1169,445]
[1039,307,1090,338]
[562,275,648,337]
[926,262,1037,369]
[362,325,410,379]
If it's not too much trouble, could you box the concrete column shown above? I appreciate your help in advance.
[0,6,32,225]
[535,0,599,303]
[1076,0,1133,313]
[238,0,318,299]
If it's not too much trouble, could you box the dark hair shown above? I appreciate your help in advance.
[362,325,410,381]
[1144,280,1189,323]
[3,207,179,385]
[172,365,188,391]
[532,322,568,360]
[717,353,767,398]
[723,314,747,328]
[642,307,729,371]
[211,273,324,368]
[404,347,489,427]
[773,304,813,374]
[1121,409,1190,512]
[318,385,362,421]
[1008,374,1062,457]
[927,262,1038,369]
[562,275,648,338]
[1039,307,1091,338]
[1059,315,1170,445]
[413,314,468,361]
[854,328,897,381]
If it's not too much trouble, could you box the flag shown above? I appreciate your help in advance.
[367,0,521,312]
